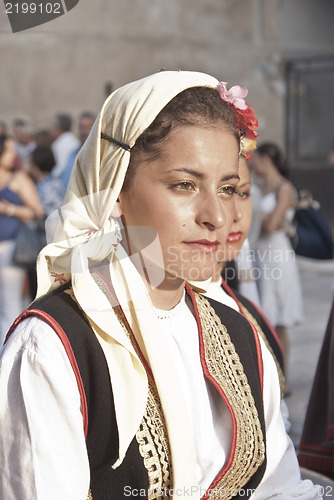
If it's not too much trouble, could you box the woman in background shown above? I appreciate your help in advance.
[0,135,43,343]
[252,142,304,393]
[199,145,286,402]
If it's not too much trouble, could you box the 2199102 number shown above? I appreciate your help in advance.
[320,486,333,497]
[5,3,61,14]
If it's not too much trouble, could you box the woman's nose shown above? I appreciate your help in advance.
[196,193,226,231]
[234,197,242,222]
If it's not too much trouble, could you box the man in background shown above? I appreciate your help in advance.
[60,111,96,189]
[50,113,80,182]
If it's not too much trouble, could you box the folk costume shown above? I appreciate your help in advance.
[298,298,334,479]
[220,278,285,397]
[0,71,322,500]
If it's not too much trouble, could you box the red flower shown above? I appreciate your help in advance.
[234,101,259,140]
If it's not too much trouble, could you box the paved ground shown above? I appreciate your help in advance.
[284,256,334,492]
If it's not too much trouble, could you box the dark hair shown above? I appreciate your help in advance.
[13,118,27,128]
[123,86,239,190]
[79,111,96,121]
[54,114,72,133]
[0,121,7,135]
[31,146,55,173]
[34,129,53,147]
[0,134,8,157]
[256,142,290,178]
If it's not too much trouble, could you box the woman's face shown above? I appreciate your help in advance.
[0,139,16,170]
[224,157,252,262]
[117,125,240,284]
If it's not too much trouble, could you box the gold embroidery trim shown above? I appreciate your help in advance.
[240,304,285,399]
[194,293,265,499]
[87,489,93,500]
[90,272,173,499]
[136,379,172,499]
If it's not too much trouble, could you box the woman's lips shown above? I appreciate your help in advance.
[226,231,242,243]
[184,239,220,253]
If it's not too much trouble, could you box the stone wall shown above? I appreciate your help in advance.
[1,0,334,148]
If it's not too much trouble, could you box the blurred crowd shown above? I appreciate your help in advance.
[0,112,95,341]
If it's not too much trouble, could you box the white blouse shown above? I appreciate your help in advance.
[154,294,232,493]
[0,299,322,499]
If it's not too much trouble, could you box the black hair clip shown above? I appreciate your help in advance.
[101,132,131,152]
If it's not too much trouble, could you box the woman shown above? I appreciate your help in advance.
[28,146,65,218]
[252,143,304,392]
[25,145,66,298]
[198,149,287,405]
[0,72,321,499]
[0,135,43,342]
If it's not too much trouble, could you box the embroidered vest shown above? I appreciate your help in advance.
[220,280,285,398]
[8,283,267,499]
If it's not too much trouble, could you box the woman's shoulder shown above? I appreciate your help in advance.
[1,314,73,369]
[9,169,36,191]
[30,284,92,336]
[276,178,295,197]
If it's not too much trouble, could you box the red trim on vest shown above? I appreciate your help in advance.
[299,443,334,455]
[185,283,238,500]
[243,293,282,352]
[220,279,264,394]
[5,309,89,439]
[298,454,334,474]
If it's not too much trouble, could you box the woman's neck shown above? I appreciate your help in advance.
[149,284,185,310]
[145,271,186,310]
[125,246,186,310]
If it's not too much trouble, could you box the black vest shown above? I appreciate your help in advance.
[9,283,267,499]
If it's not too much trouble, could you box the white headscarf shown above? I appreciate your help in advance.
[36,71,220,497]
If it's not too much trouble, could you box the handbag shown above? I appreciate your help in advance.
[13,218,47,268]
[288,190,334,260]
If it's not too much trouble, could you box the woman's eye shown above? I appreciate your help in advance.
[236,190,251,200]
[219,185,237,197]
[170,181,195,191]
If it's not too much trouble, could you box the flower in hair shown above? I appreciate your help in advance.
[240,138,257,160]
[234,104,259,140]
[217,82,248,110]
[217,81,259,141]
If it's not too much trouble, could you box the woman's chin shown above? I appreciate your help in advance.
[181,268,214,283]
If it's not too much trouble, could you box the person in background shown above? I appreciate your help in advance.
[25,146,65,299]
[61,111,96,189]
[0,121,7,135]
[34,129,53,148]
[328,140,334,167]
[12,119,36,163]
[195,146,290,431]
[223,139,261,307]
[28,146,65,218]
[50,113,80,182]
[0,135,43,344]
[298,296,334,480]
[252,142,304,395]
